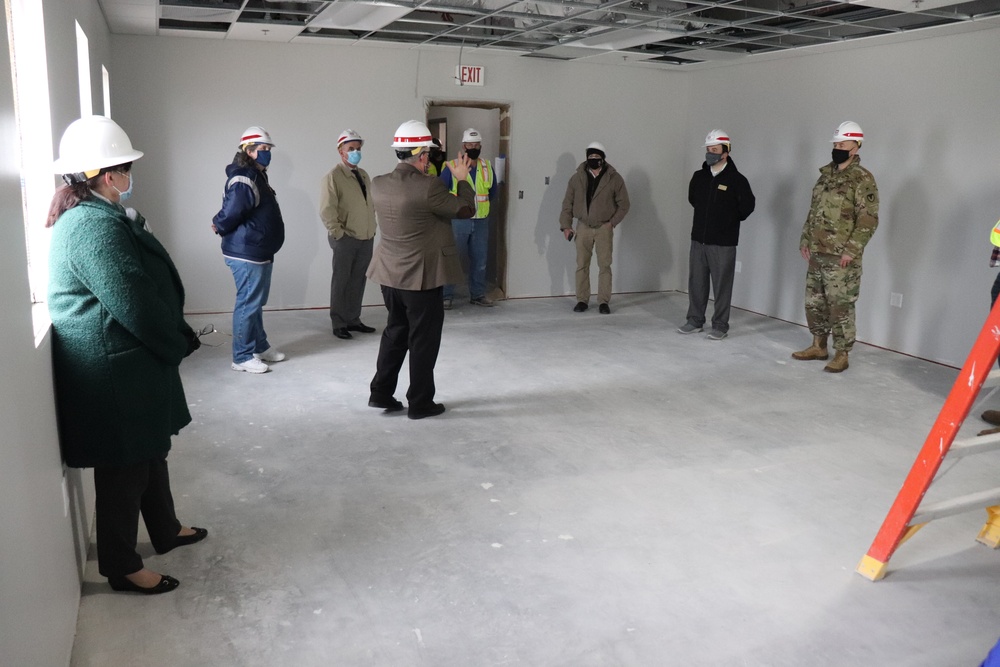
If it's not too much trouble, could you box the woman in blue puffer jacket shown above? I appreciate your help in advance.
[212,126,286,374]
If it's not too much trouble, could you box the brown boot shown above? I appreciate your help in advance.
[823,351,849,373]
[791,335,829,361]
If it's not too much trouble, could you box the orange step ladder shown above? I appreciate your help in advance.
[857,298,1000,581]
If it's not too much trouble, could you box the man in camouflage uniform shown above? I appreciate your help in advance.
[792,121,879,373]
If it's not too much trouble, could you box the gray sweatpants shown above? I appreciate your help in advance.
[685,240,737,333]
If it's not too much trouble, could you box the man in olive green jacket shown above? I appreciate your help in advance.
[320,129,378,340]
[560,141,630,314]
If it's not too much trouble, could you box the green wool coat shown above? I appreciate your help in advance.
[48,197,193,468]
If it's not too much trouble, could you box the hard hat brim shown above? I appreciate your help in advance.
[53,148,144,175]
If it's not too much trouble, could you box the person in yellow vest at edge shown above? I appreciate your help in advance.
[427,138,446,177]
[438,128,498,309]
[980,220,1000,430]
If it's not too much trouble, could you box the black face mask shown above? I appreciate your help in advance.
[831,148,852,165]
[429,150,443,163]
[587,157,604,170]
[465,148,481,161]
[704,152,724,166]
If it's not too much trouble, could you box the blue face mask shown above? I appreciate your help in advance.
[254,149,272,167]
[114,172,134,201]
[347,149,362,166]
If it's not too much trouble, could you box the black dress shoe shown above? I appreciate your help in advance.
[599,303,611,314]
[408,403,446,420]
[346,323,376,334]
[333,328,353,340]
[155,527,208,555]
[369,394,405,412]
[573,302,588,313]
[108,573,180,595]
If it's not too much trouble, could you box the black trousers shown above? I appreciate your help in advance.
[94,456,182,577]
[371,285,445,408]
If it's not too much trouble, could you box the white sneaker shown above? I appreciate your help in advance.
[232,358,270,374]
[254,347,286,363]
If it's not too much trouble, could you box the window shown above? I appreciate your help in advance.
[75,21,91,116]
[6,0,54,312]
[101,64,110,116]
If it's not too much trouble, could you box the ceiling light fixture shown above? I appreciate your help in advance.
[308,0,412,31]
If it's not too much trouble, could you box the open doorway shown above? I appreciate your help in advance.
[426,101,510,302]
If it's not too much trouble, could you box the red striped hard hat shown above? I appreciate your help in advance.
[831,121,863,144]
[704,129,731,149]
[391,120,435,150]
[239,126,274,148]
[337,129,364,148]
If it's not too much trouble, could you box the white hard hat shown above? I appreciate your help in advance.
[337,129,363,148]
[239,126,275,148]
[391,120,435,150]
[462,128,482,143]
[704,129,731,149]
[586,141,606,157]
[831,121,863,144]
[53,115,144,177]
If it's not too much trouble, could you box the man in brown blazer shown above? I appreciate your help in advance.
[367,120,475,420]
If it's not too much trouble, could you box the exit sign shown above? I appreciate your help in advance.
[456,65,485,86]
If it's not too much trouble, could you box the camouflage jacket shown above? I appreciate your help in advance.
[799,157,879,260]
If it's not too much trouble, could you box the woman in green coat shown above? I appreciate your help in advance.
[48,116,207,595]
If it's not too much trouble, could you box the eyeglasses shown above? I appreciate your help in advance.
[193,323,227,347]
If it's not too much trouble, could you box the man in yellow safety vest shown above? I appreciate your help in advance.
[438,128,497,309]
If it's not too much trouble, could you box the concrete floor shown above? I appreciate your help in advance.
[71,293,1000,666]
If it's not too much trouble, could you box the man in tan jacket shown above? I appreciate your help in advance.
[560,141,630,314]
[320,129,377,340]
[366,120,474,420]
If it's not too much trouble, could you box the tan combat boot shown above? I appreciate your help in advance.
[823,351,849,373]
[791,335,829,361]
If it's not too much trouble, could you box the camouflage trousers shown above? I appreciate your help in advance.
[803,253,862,352]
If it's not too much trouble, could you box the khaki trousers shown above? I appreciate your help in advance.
[575,223,613,304]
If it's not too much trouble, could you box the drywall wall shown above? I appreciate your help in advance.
[0,0,114,662]
[683,25,1000,366]
[108,36,691,314]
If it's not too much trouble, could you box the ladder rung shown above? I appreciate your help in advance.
[911,487,1000,525]
[948,431,1000,459]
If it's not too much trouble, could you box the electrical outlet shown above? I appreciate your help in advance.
[518,191,523,199]
[735,261,742,273]
[545,176,550,185]
[890,292,903,308]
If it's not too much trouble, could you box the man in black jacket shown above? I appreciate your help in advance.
[677,129,756,340]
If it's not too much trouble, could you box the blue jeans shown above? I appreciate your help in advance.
[225,258,272,363]
[443,218,489,300]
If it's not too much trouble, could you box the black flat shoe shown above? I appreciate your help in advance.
[408,403,446,420]
[369,394,405,412]
[347,323,376,334]
[599,303,611,314]
[155,527,208,555]
[573,302,588,313]
[333,328,353,340]
[108,574,180,595]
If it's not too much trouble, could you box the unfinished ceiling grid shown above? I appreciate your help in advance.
[105,0,1000,67]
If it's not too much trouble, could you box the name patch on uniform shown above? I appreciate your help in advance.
[717,184,728,191]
